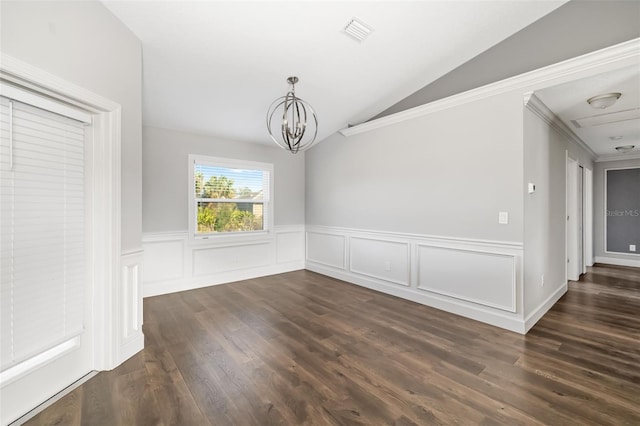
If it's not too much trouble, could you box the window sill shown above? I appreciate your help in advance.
[189,230,273,247]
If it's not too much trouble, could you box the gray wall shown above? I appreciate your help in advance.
[594,158,640,262]
[605,168,640,253]
[1,0,143,251]
[523,106,594,317]
[306,91,524,242]
[374,0,640,120]
[143,126,305,233]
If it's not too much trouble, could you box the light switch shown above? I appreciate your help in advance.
[528,183,536,194]
[499,211,509,224]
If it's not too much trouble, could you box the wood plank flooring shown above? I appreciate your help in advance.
[26,264,640,425]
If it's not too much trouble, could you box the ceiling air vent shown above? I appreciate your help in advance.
[571,108,640,128]
[344,17,373,42]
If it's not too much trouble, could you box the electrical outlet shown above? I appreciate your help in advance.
[630,244,637,252]
[498,211,509,224]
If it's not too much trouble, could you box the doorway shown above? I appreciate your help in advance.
[0,57,124,425]
[566,154,592,281]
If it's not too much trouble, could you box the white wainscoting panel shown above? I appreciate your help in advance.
[143,238,184,283]
[305,232,346,270]
[350,237,410,286]
[119,250,144,364]
[417,245,516,312]
[193,242,271,276]
[143,226,305,297]
[305,226,526,333]
[276,231,305,264]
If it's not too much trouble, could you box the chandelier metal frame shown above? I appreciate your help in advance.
[267,76,318,154]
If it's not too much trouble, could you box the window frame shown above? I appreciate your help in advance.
[188,154,274,242]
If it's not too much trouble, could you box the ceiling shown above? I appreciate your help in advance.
[536,65,640,160]
[102,1,565,146]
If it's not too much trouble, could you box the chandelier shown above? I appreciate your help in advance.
[267,76,318,154]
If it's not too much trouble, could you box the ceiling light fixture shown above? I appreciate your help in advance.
[615,145,635,153]
[587,92,621,109]
[266,76,318,154]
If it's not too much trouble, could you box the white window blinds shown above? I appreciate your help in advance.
[192,156,272,236]
[0,95,86,372]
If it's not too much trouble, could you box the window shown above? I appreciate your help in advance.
[189,155,273,237]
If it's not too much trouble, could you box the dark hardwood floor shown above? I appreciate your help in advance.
[26,264,640,425]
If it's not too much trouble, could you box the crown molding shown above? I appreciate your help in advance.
[523,92,597,160]
[595,152,640,163]
[340,38,640,137]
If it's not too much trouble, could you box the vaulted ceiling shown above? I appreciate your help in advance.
[102,1,566,145]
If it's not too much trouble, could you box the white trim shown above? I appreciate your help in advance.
[0,53,123,375]
[146,262,305,298]
[305,225,525,333]
[340,38,640,137]
[415,245,517,313]
[0,83,92,123]
[566,154,580,281]
[275,229,305,264]
[0,52,120,112]
[0,54,124,423]
[118,250,144,364]
[305,231,348,270]
[584,168,594,268]
[306,225,523,250]
[595,256,640,268]
[524,93,597,160]
[595,153,640,162]
[349,236,411,287]
[187,154,274,244]
[191,241,271,277]
[603,166,640,257]
[306,263,526,334]
[524,282,568,332]
[0,337,81,388]
[9,371,98,426]
[121,247,144,257]
[142,225,305,297]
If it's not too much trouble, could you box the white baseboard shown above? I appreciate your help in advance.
[9,371,98,426]
[143,226,305,297]
[524,282,568,332]
[594,256,640,268]
[145,261,304,297]
[305,225,525,334]
[306,263,526,334]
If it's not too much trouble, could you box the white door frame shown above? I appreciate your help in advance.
[0,53,122,421]
[566,154,592,281]
[584,167,594,269]
[566,154,578,281]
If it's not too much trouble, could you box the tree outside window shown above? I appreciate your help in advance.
[191,157,271,236]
